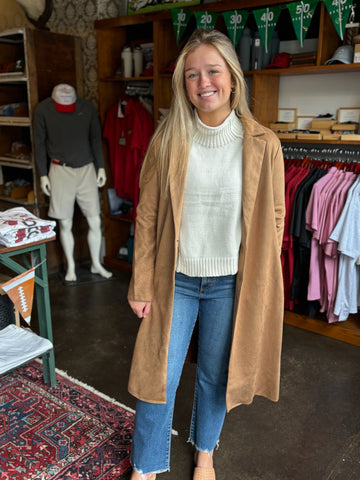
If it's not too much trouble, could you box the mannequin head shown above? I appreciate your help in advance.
[51,84,77,112]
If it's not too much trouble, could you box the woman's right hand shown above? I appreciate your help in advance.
[128,300,152,319]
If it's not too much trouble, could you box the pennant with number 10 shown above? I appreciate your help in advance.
[171,8,192,45]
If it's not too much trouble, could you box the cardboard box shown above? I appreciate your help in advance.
[332,123,358,131]
[340,134,360,141]
[297,132,322,140]
[354,44,360,63]
[322,133,341,140]
[311,119,336,129]
[276,132,297,139]
[270,122,296,131]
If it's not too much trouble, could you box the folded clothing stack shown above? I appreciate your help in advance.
[0,207,56,247]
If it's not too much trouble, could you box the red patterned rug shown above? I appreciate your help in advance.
[0,360,134,479]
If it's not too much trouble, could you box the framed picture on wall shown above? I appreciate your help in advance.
[277,108,298,124]
[337,108,360,124]
[296,116,315,130]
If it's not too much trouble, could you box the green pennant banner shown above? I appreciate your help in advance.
[323,0,353,40]
[194,11,219,30]
[287,0,319,47]
[253,5,282,53]
[222,10,249,47]
[171,9,192,45]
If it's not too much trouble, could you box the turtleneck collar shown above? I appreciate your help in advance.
[193,110,244,148]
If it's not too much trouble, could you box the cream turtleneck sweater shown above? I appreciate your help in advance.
[176,110,244,277]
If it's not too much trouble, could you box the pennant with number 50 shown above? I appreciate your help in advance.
[223,10,249,47]
[287,0,319,47]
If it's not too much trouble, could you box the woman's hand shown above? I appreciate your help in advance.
[129,300,152,319]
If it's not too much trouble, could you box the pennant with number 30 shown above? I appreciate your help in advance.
[223,10,249,47]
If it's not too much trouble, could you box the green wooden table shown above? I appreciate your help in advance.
[0,238,56,386]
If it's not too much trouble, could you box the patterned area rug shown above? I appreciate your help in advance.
[0,360,134,479]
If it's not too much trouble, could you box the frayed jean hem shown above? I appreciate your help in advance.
[131,463,170,475]
[187,437,220,452]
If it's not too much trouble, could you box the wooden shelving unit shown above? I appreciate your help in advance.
[0,27,82,216]
[95,0,360,344]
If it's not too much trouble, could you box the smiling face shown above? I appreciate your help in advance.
[184,44,233,127]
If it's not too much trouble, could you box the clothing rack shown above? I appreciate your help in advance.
[282,143,360,347]
[282,143,360,163]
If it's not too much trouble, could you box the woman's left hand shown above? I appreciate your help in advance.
[129,300,152,319]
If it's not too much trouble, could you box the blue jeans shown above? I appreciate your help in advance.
[131,272,236,474]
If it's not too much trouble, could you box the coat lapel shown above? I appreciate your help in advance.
[241,118,266,247]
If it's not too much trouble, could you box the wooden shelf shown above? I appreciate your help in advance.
[251,63,360,76]
[0,72,27,82]
[102,75,154,82]
[285,310,360,347]
[0,26,83,232]
[96,0,360,351]
[107,213,133,223]
[0,194,34,205]
[0,116,30,126]
[0,156,32,168]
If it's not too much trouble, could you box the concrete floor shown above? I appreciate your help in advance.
[48,267,360,480]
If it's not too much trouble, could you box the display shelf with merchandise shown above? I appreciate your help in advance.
[0,27,82,215]
[95,0,360,345]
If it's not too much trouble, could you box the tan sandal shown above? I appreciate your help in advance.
[193,466,216,480]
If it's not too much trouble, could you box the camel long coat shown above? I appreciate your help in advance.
[127,116,285,412]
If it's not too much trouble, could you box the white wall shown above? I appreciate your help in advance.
[278,72,360,118]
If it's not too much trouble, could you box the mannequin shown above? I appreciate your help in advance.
[34,84,112,282]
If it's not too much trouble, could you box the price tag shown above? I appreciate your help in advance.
[222,10,249,47]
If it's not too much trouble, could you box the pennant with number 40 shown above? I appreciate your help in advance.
[253,5,282,53]
[323,0,353,40]
[223,10,249,48]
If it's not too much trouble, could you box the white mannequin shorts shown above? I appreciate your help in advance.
[48,161,100,220]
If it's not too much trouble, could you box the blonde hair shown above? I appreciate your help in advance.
[141,29,253,193]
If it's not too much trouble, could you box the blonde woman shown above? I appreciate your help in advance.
[128,29,285,480]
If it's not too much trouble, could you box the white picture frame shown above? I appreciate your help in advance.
[296,116,315,130]
[277,108,298,124]
[337,108,360,124]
